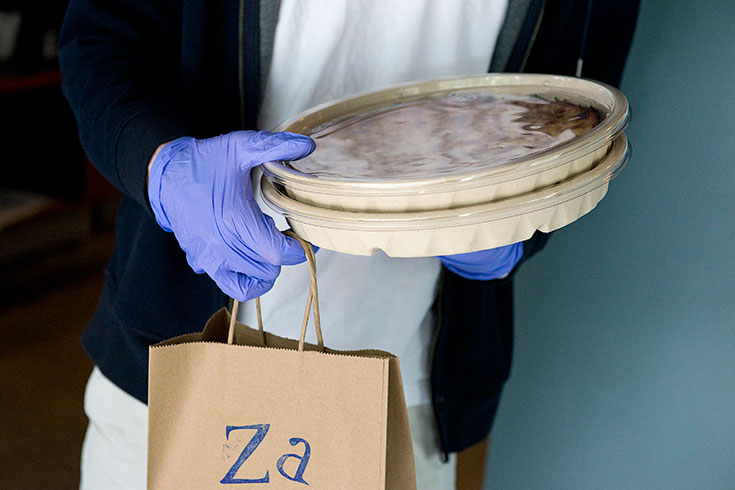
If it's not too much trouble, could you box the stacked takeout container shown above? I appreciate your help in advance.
[260,74,630,257]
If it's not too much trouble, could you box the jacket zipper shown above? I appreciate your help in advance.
[238,0,246,130]
[519,0,547,73]
[429,3,548,458]
[229,0,246,318]
[428,269,448,461]
[576,0,595,77]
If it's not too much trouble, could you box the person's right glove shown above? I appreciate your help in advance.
[439,242,524,281]
[147,130,316,301]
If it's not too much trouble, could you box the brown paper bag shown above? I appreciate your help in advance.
[147,234,416,489]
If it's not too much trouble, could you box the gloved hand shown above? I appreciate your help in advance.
[439,242,524,281]
[147,130,316,301]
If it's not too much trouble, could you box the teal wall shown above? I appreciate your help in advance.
[485,1,735,488]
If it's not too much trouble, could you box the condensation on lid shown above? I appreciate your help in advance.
[263,74,628,195]
[290,92,601,181]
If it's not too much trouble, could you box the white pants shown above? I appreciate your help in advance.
[80,367,455,489]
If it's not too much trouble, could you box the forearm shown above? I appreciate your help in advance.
[59,0,188,212]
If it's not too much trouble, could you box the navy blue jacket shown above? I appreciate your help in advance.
[59,0,638,454]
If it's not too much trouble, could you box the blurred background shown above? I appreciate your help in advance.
[0,1,732,489]
[487,1,735,489]
[0,2,118,489]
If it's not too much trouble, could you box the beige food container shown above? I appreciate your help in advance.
[261,134,629,257]
[262,74,629,213]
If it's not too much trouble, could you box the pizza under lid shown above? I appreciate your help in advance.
[289,92,603,180]
[262,74,628,212]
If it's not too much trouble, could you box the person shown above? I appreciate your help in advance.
[58,0,639,488]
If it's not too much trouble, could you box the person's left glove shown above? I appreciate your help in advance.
[439,242,524,281]
[147,130,316,301]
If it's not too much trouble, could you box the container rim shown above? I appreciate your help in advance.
[261,134,629,231]
[262,73,629,193]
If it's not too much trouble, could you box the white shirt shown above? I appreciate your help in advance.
[242,0,508,406]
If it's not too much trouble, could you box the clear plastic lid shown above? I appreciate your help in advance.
[262,133,629,231]
[263,74,628,197]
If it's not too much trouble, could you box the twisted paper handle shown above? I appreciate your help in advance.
[228,231,323,352]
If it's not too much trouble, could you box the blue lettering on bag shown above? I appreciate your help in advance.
[276,438,311,485]
[220,424,270,484]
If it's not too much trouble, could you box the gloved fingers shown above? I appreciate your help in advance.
[252,213,310,266]
[225,251,283,281]
[439,242,524,281]
[284,227,319,255]
[232,210,318,267]
[222,199,309,267]
[210,267,276,302]
[261,214,316,265]
[182,234,282,285]
[439,242,520,264]
[231,130,316,169]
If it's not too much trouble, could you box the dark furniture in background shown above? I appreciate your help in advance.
[1,2,118,305]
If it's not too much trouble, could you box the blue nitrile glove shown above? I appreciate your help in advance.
[439,242,524,281]
[147,130,316,301]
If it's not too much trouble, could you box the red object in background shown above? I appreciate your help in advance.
[0,69,62,95]
[84,159,119,203]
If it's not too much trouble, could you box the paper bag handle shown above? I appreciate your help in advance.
[228,231,324,353]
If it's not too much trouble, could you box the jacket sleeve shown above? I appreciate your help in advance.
[58,0,189,212]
